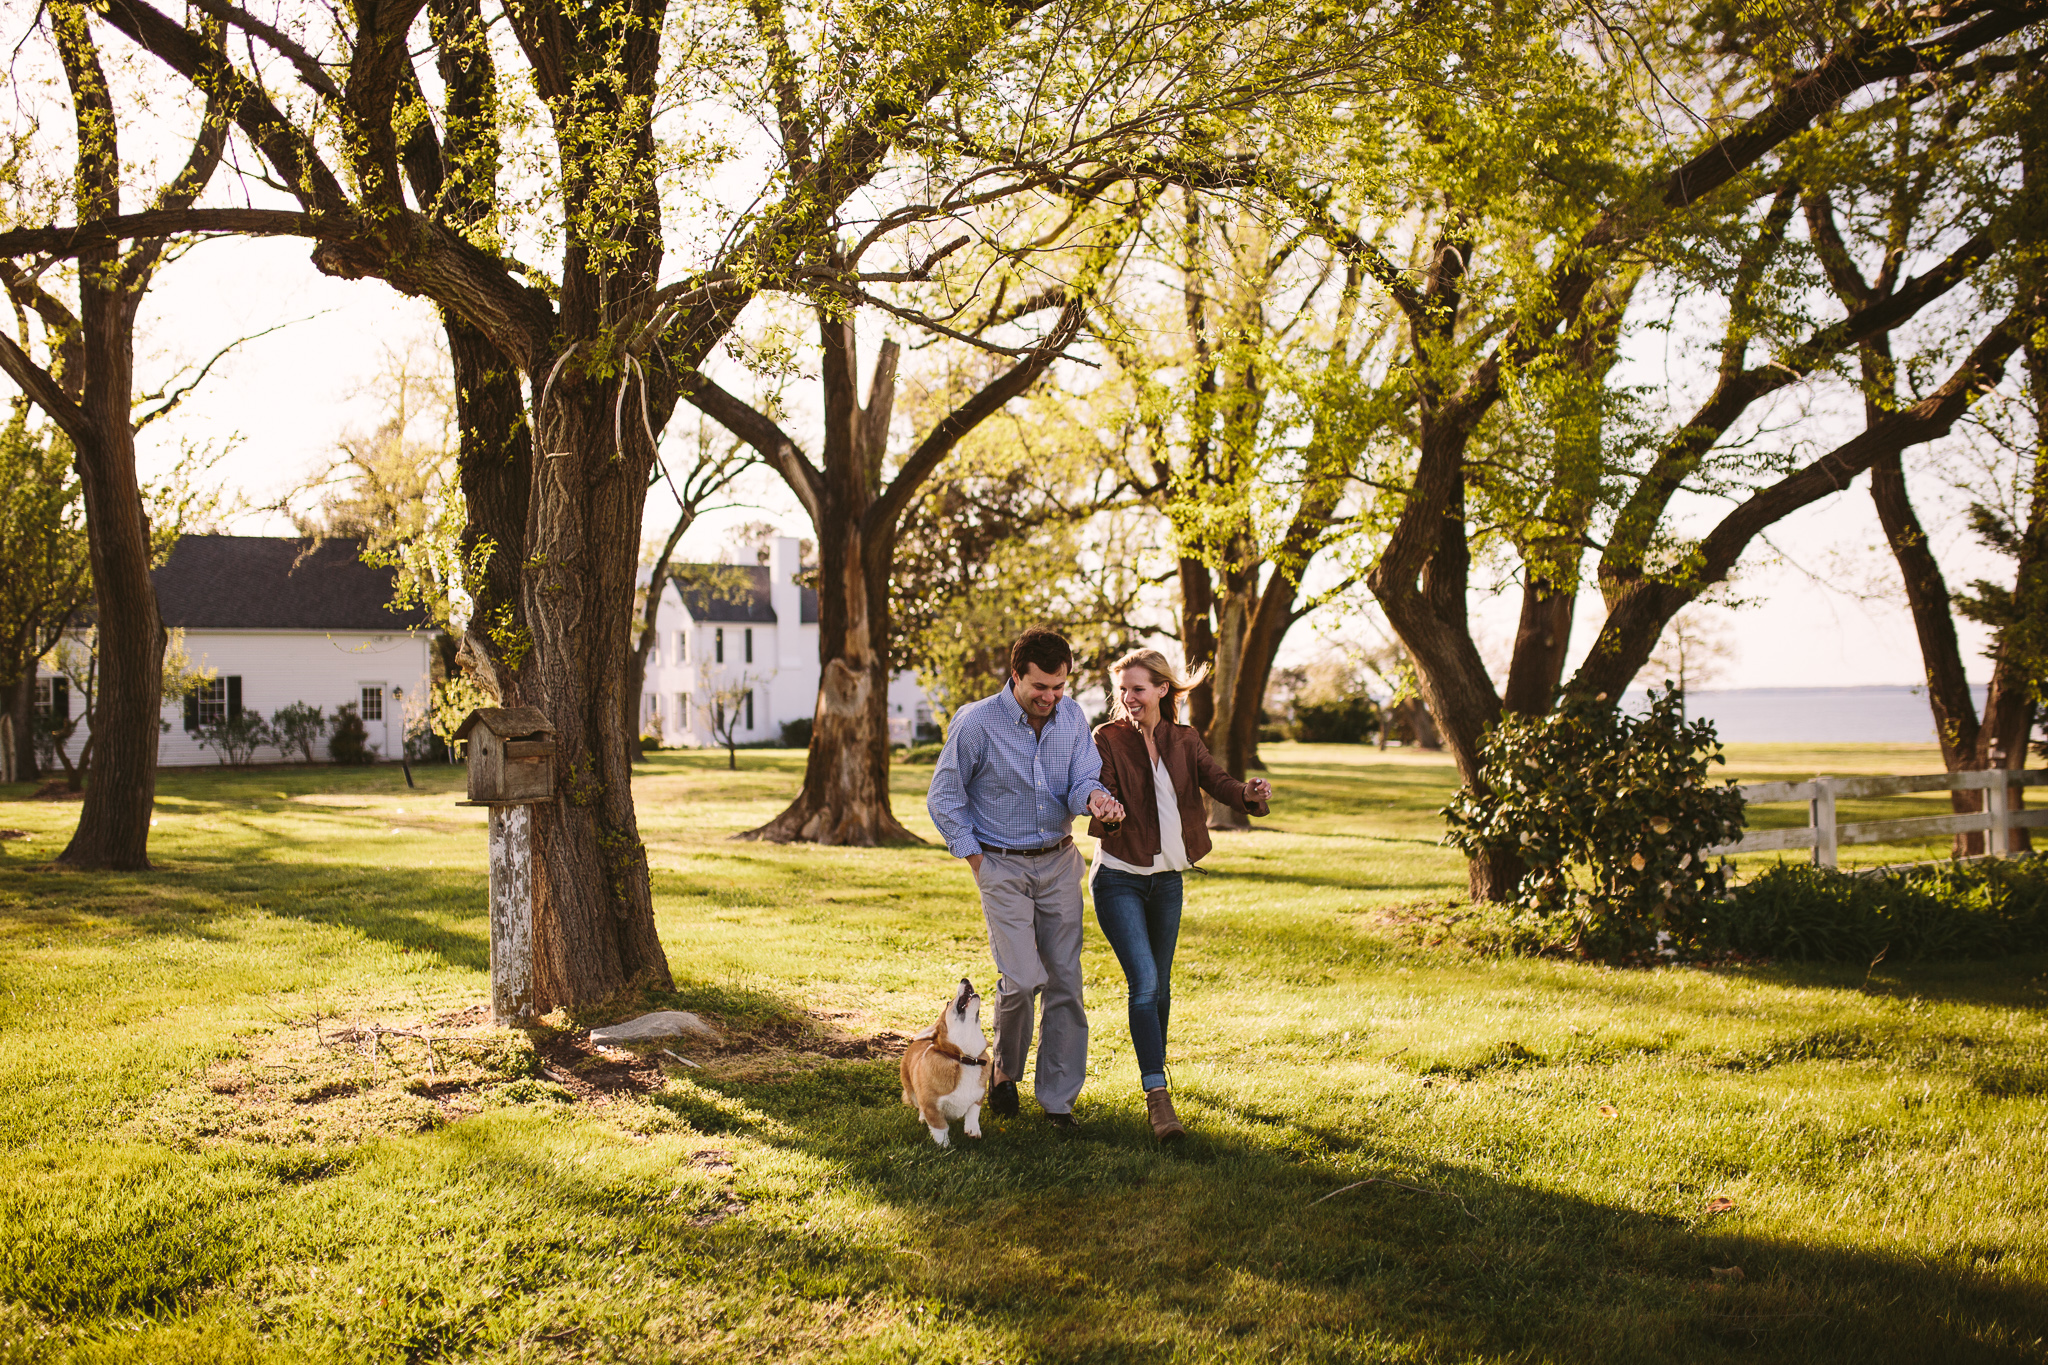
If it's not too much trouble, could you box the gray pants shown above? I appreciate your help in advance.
[976,842,1088,1113]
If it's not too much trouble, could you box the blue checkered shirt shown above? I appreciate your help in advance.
[926,686,1107,859]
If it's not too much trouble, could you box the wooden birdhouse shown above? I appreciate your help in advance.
[454,707,558,804]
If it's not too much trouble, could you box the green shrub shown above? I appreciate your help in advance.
[896,743,945,765]
[269,702,325,762]
[1444,685,1746,959]
[1293,695,1378,744]
[1708,856,2048,962]
[328,704,373,765]
[779,717,813,749]
[195,713,274,767]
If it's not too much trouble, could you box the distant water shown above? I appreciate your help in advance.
[1623,685,1990,744]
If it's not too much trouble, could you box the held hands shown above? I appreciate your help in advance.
[1088,790,1127,824]
[1244,777,1273,803]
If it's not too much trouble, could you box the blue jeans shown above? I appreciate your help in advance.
[1091,866,1184,1091]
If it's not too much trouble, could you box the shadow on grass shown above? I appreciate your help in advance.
[0,838,491,974]
[624,1054,2048,1363]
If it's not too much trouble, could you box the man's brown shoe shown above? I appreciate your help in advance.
[1145,1087,1185,1142]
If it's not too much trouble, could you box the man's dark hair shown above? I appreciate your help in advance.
[1009,627,1074,679]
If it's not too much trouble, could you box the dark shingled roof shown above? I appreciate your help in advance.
[671,563,818,624]
[154,535,430,632]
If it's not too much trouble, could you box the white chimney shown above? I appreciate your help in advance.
[768,536,801,633]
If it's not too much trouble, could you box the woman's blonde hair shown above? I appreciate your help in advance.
[1109,648,1209,723]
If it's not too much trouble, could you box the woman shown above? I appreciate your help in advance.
[1086,648,1271,1142]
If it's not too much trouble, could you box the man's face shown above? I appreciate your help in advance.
[1011,662,1070,718]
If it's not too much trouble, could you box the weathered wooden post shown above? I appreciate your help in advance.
[1811,777,1838,869]
[453,707,558,1025]
[1987,746,2012,858]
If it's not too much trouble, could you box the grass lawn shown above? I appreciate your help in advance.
[1,743,2044,1363]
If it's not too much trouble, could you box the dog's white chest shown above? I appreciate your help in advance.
[936,1064,986,1119]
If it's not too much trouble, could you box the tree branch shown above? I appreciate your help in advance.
[1574,307,2027,696]
[182,0,342,100]
[132,312,320,430]
[675,369,823,525]
[868,296,1083,541]
[0,208,319,258]
[0,330,90,444]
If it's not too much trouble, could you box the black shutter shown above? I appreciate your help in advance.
[744,628,753,663]
[745,690,754,730]
[227,676,243,720]
[184,689,199,731]
[52,676,69,720]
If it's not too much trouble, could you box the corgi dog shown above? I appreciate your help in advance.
[899,978,990,1147]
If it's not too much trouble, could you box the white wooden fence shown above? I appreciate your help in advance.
[1706,770,2047,868]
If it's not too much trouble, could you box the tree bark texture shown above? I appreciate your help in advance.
[520,378,674,1005]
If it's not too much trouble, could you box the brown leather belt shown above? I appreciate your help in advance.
[981,836,1074,857]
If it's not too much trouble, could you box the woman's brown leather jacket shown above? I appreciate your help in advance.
[1086,716,1268,866]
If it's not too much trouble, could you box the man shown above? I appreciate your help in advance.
[927,627,1126,1129]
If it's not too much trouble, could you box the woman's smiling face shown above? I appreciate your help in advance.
[1117,667,1170,724]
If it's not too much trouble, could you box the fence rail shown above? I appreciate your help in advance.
[1706,770,2047,868]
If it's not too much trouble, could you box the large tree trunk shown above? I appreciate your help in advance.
[1203,574,1256,830]
[54,156,161,868]
[57,430,163,869]
[1868,444,1997,854]
[750,524,910,844]
[521,375,675,1005]
[1502,574,1578,717]
[9,673,39,782]
[696,299,1082,846]
[1179,557,1217,737]
[746,317,915,846]
[1372,470,1520,899]
[1205,559,1297,824]
[447,312,534,709]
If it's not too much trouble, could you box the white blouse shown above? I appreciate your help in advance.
[1093,754,1190,876]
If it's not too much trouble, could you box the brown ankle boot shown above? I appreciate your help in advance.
[1145,1087,1185,1142]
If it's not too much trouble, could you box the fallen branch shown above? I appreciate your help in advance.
[1310,1176,1478,1220]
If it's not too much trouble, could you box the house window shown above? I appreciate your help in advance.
[715,628,724,663]
[194,677,227,726]
[182,676,241,730]
[743,628,753,663]
[744,691,755,730]
[361,685,384,721]
[644,692,661,723]
[677,632,689,664]
[676,693,690,727]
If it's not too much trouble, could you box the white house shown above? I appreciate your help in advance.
[37,535,434,767]
[642,536,933,747]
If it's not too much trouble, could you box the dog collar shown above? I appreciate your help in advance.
[933,1041,989,1066]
